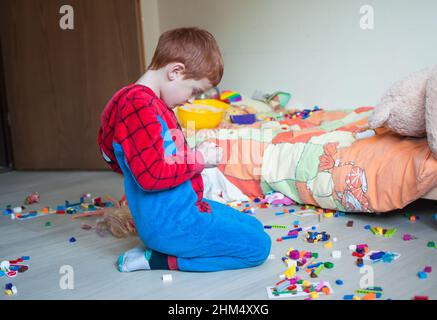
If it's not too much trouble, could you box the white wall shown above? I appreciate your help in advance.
[140,0,160,67]
[142,0,437,109]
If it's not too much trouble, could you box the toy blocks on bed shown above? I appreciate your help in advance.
[220,90,242,104]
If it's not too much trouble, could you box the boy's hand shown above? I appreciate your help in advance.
[196,141,223,168]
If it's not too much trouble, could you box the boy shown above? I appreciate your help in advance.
[98,27,270,272]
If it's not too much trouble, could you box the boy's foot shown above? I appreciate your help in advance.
[117,246,151,272]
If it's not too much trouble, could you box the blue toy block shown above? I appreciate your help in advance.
[282,235,298,240]
[370,251,385,261]
[307,262,323,269]
[382,253,395,263]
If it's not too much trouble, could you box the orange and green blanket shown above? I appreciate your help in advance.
[184,107,437,213]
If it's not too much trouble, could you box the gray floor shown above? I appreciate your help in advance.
[0,171,436,300]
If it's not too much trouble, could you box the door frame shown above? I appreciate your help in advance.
[0,39,13,170]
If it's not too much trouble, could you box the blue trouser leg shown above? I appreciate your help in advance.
[145,199,272,272]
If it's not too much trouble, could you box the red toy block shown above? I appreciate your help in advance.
[413,296,428,300]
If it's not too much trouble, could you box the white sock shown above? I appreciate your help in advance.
[118,246,150,272]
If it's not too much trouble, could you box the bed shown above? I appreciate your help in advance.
[423,187,437,201]
[181,100,437,213]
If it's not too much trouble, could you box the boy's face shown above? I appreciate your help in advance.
[161,63,213,109]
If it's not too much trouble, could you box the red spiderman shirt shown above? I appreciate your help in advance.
[97,84,211,213]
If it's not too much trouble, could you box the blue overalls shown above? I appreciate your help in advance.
[111,115,271,272]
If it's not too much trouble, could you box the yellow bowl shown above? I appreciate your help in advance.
[192,99,230,110]
[177,99,229,129]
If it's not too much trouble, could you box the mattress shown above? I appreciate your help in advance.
[423,186,437,201]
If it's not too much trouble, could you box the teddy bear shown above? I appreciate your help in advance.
[368,66,437,158]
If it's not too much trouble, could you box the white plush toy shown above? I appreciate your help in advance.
[369,66,437,158]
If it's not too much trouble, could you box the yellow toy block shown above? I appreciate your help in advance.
[324,212,333,218]
[310,292,319,299]
[324,241,333,249]
[284,266,296,279]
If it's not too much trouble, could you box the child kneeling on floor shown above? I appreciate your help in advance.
[97,27,271,272]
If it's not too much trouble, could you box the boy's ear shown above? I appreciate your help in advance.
[167,62,186,81]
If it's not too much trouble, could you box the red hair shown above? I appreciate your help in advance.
[148,27,224,87]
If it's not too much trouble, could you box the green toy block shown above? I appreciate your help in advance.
[314,264,325,276]
[356,289,383,295]
[383,228,397,238]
